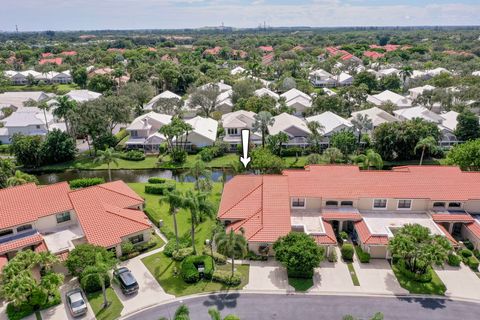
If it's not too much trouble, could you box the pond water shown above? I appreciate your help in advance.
[35,168,233,184]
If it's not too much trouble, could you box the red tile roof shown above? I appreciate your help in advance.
[0,233,44,255]
[322,212,363,221]
[61,51,77,56]
[39,58,63,65]
[41,52,53,58]
[283,165,480,201]
[435,223,458,245]
[354,220,389,245]
[0,255,8,271]
[262,53,275,66]
[431,214,475,223]
[107,48,126,53]
[325,47,360,62]
[203,46,222,55]
[0,182,73,229]
[465,221,480,240]
[258,46,274,52]
[364,51,385,59]
[314,221,337,245]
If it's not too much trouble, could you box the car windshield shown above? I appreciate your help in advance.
[119,270,137,287]
[70,298,85,308]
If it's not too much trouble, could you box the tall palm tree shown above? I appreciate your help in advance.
[354,149,383,170]
[186,159,211,190]
[351,114,373,146]
[415,136,437,165]
[81,253,114,309]
[253,111,275,148]
[6,170,39,187]
[185,191,215,255]
[51,96,77,136]
[24,99,51,132]
[214,229,247,277]
[162,190,185,250]
[94,147,119,181]
[399,66,413,87]
[307,121,325,153]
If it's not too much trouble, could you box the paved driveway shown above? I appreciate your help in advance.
[244,260,293,291]
[435,263,480,300]
[113,255,174,316]
[40,277,95,320]
[352,258,408,295]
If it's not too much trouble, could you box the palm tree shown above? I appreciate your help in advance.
[162,190,185,250]
[6,170,39,187]
[253,111,275,148]
[307,121,325,153]
[351,114,373,146]
[415,136,437,165]
[51,96,77,135]
[81,253,115,309]
[94,147,119,181]
[185,191,215,255]
[214,229,247,277]
[24,99,51,132]
[399,66,413,87]
[354,149,383,170]
[323,147,343,164]
[186,159,211,190]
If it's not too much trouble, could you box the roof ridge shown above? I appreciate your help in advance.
[95,182,143,202]
[103,204,151,227]
[219,181,263,218]
[231,208,263,240]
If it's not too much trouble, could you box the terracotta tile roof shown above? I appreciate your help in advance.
[56,250,69,262]
[0,182,73,229]
[203,46,222,55]
[41,52,53,58]
[431,214,475,223]
[39,58,62,65]
[34,241,48,253]
[354,220,389,245]
[283,165,480,201]
[435,223,458,245]
[465,221,480,240]
[314,221,337,245]
[0,233,44,255]
[364,51,385,59]
[61,51,77,56]
[258,46,274,52]
[0,255,8,270]
[322,212,363,221]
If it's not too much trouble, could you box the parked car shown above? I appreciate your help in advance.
[114,267,139,295]
[66,289,88,317]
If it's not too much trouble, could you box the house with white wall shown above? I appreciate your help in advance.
[280,89,312,116]
[306,111,354,147]
[221,110,262,150]
[268,113,311,147]
[125,112,172,152]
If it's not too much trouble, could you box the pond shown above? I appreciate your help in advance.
[35,168,234,185]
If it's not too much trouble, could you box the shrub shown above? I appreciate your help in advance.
[120,150,145,161]
[287,269,314,279]
[396,260,432,283]
[280,146,305,157]
[447,253,462,267]
[144,207,159,227]
[80,273,111,293]
[245,250,268,261]
[459,248,473,258]
[463,240,474,251]
[7,303,34,320]
[202,247,227,264]
[164,239,190,257]
[144,181,175,195]
[119,252,140,261]
[115,128,129,143]
[171,149,187,163]
[134,238,157,253]
[180,255,213,283]
[0,144,10,153]
[467,256,479,270]
[354,246,371,263]
[147,177,169,184]
[121,241,135,255]
[212,270,241,286]
[327,249,337,263]
[474,249,480,260]
[341,243,354,261]
[69,177,105,189]
[339,231,348,240]
[172,247,195,261]
[199,147,216,162]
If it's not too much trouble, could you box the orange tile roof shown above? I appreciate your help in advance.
[39,57,62,65]
[322,212,363,221]
[258,46,274,52]
[354,220,389,245]
[0,182,73,229]
[0,233,44,255]
[314,221,337,245]
[41,52,53,58]
[435,223,458,245]
[364,51,385,59]
[0,255,8,271]
[465,221,480,240]
[283,165,480,201]
[34,241,48,253]
[61,51,77,56]
[431,214,475,223]
[203,46,222,55]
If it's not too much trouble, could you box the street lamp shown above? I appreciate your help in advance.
[206,239,214,270]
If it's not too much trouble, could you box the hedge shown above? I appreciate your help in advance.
[147,177,169,184]
[212,270,241,286]
[120,150,145,161]
[144,182,175,195]
[115,128,129,143]
[327,249,337,263]
[447,253,462,267]
[0,144,9,153]
[354,246,370,263]
[396,260,432,283]
[164,239,190,257]
[69,177,105,189]
[467,255,479,270]
[172,247,194,261]
[341,243,354,261]
[80,273,111,293]
[202,247,227,264]
[6,292,61,320]
[459,248,473,258]
[144,207,159,227]
[180,255,214,283]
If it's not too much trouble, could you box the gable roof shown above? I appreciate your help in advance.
[65,90,101,102]
[185,116,218,142]
[306,111,353,135]
[440,111,460,132]
[393,106,443,123]
[351,107,398,127]
[367,90,412,107]
[221,110,256,128]
[280,88,311,103]
[268,113,311,136]
[254,88,279,100]
[127,112,172,131]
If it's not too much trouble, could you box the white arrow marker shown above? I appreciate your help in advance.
[240,129,251,168]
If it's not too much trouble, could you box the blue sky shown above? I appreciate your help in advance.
[1,0,479,31]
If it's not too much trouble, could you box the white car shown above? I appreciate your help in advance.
[66,289,88,317]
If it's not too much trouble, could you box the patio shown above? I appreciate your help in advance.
[42,225,85,254]
[291,211,325,234]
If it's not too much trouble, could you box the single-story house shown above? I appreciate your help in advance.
[65,90,102,103]
[306,111,354,147]
[268,113,311,147]
[367,90,412,109]
[350,107,399,130]
[144,91,182,111]
[254,88,279,100]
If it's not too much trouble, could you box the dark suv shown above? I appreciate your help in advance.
[113,267,139,295]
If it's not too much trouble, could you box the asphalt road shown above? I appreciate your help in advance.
[123,293,480,320]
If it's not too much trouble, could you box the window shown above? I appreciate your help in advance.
[325,201,338,206]
[17,224,33,232]
[129,234,144,244]
[433,202,446,208]
[56,212,71,223]
[341,201,353,206]
[36,125,41,129]
[130,130,138,137]
[373,199,387,209]
[397,200,412,209]
[291,198,306,208]
[448,202,462,208]
[227,128,238,135]
[0,229,13,237]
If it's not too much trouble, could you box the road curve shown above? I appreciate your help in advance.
[123,293,480,320]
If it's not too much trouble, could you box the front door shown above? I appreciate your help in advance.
[452,223,462,237]
[332,220,339,235]
[344,221,354,234]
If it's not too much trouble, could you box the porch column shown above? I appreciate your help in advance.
[338,221,344,232]
[448,223,454,234]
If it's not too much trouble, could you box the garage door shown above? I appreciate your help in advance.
[368,245,387,258]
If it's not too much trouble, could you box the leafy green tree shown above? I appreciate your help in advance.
[6,170,39,187]
[173,304,190,320]
[351,113,373,146]
[66,244,116,278]
[232,79,256,104]
[209,307,240,320]
[253,111,275,148]
[379,75,401,91]
[330,130,357,156]
[52,96,77,136]
[455,110,480,142]
[322,147,343,164]
[353,71,378,93]
[399,66,413,85]
[0,158,15,188]
[414,136,438,165]
[266,132,289,156]
[72,67,88,88]
[41,129,76,164]
[185,191,215,254]
[310,95,347,117]
[250,148,284,174]
[87,74,115,94]
[94,147,119,181]
[307,121,324,153]
[188,84,221,118]
[215,230,248,277]
[389,224,451,275]
[119,82,155,116]
[273,232,324,278]
[446,139,480,171]
[187,159,211,191]
[81,253,115,309]
[354,149,383,169]
[236,95,277,114]
[10,134,43,168]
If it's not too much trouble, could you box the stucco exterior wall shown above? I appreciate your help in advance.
[35,210,78,232]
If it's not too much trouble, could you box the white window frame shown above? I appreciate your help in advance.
[291,197,306,209]
[372,199,388,210]
[397,199,412,210]
[227,128,239,136]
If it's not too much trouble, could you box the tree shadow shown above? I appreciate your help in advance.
[396,296,448,310]
[202,292,241,310]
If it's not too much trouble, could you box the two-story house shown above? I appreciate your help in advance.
[280,89,312,116]
[221,110,262,151]
[268,113,311,148]
[125,112,172,152]
[306,111,355,148]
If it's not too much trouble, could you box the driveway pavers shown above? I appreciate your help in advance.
[435,263,480,300]
[244,260,293,291]
[352,258,408,295]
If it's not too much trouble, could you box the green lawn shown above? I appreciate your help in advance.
[288,277,314,291]
[392,264,446,295]
[347,262,360,286]
[87,288,123,320]
[128,182,222,252]
[142,252,249,297]
[148,232,166,251]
